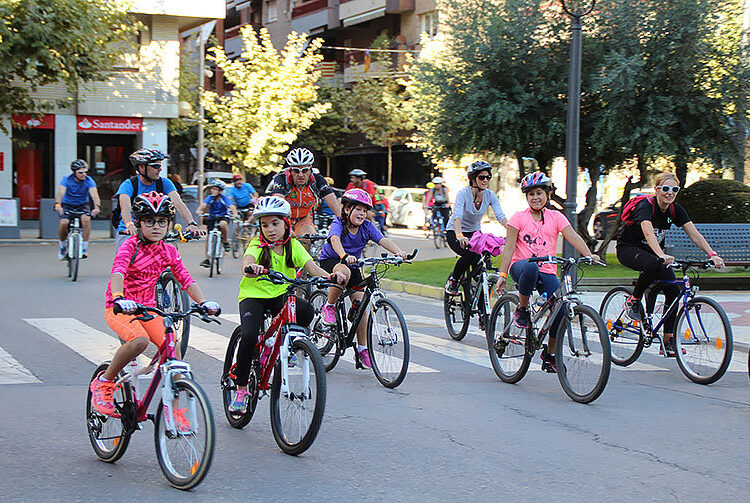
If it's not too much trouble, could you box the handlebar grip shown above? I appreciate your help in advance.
[408,249,418,260]
[112,303,123,315]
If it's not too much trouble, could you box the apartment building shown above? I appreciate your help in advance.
[205,0,438,187]
[2,1,225,220]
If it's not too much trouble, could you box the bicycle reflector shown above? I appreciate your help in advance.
[716,338,723,350]
[684,328,692,340]
[606,320,613,331]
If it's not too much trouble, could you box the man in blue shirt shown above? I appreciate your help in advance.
[197,179,237,267]
[227,174,258,220]
[54,159,102,259]
[114,148,202,249]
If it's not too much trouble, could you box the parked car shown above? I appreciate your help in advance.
[387,188,427,229]
[593,191,653,239]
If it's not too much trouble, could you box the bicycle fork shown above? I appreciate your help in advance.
[160,360,195,436]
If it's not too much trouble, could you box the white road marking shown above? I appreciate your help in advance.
[0,345,40,384]
[187,326,230,361]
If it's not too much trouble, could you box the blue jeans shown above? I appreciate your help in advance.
[509,259,563,343]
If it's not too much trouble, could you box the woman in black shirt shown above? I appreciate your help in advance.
[616,173,725,356]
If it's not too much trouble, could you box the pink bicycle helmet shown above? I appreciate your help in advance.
[341,188,373,209]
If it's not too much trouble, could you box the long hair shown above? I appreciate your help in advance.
[257,219,295,269]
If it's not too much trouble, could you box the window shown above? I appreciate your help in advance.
[267,0,278,22]
[419,11,439,39]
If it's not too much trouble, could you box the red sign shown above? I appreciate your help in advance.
[0,152,4,171]
[77,115,143,132]
[11,114,55,130]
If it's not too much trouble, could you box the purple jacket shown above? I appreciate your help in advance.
[468,231,506,257]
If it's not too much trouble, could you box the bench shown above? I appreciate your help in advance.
[663,223,750,266]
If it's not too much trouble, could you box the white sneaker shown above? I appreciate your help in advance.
[57,246,66,260]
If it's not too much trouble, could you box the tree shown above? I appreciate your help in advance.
[347,77,412,185]
[296,85,351,176]
[200,27,331,175]
[0,0,135,129]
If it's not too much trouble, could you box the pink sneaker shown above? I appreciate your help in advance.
[90,373,116,416]
[357,348,372,369]
[322,303,337,325]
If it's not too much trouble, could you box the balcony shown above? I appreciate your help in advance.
[290,0,336,34]
[224,23,261,58]
[292,0,328,19]
[339,0,387,27]
[385,0,414,12]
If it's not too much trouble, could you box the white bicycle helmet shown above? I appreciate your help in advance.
[253,196,291,219]
[432,176,445,184]
[286,148,314,167]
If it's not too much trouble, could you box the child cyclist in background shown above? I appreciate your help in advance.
[318,188,410,368]
[230,196,346,414]
[495,173,599,373]
[89,192,221,420]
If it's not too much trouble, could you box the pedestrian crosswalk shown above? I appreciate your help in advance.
[0,313,746,385]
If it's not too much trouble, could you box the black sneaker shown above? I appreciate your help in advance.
[223,241,231,252]
[540,345,557,373]
[444,277,459,296]
[659,338,685,358]
[624,296,641,321]
[200,259,210,268]
[513,308,531,329]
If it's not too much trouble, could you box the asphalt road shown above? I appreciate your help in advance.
[1,241,749,502]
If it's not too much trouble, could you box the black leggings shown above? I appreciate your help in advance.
[235,295,314,386]
[447,230,478,281]
[617,244,680,333]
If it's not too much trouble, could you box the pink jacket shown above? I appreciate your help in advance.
[468,231,506,257]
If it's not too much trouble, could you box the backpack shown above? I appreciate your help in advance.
[111,176,164,228]
[621,195,674,226]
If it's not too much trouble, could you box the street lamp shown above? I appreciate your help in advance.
[561,0,596,259]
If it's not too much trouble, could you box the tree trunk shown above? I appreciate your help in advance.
[675,155,688,189]
[594,175,639,262]
[387,143,393,186]
[576,164,601,250]
[325,156,331,177]
[515,152,526,182]
[637,153,647,184]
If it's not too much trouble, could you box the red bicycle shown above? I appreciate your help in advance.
[86,304,219,490]
[221,269,340,455]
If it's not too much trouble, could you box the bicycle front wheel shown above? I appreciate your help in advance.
[157,273,191,357]
[221,326,259,428]
[367,297,410,388]
[444,279,470,341]
[555,304,611,404]
[486,293,531,383]
[70,236,80,282]
[86,363,134,462]
[599,287,644,366]
[674,296,733,385]
[154,378,215,490]
[231,230,241,259]
[270,337,326,456]
[308,290,341,372]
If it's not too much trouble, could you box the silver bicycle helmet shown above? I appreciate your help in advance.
[286,148,314,167]
[253,196,291,219]
[467,160,492,178]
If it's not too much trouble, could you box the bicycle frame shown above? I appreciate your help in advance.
[335,272,387,349]
[464,253,498,321]
[208,229,223,259]
[256,292,305,396]
[66,213,84,259]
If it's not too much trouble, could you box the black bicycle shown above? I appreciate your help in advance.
[487,256,611,404]
[63,208,89,282]
[430,208,448,249]
[308,251,417,388]
[444,251,498,340]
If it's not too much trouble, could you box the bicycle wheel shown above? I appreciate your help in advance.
[154,378,215,490]
[433,227,441,249]
[674,296,733,385]
[216,255,222,275]
[367,297,410,388]
[599,287,644,366]
[70,236,80,282]
[486,293,532,383]
[555,304,611,404]
[308,290,341,372]
[157,273,191,357]
[221,326,259,428]
[231,228,241,259]
[444,279,470,341]
[269,337,326,456]
[86,363,134,462]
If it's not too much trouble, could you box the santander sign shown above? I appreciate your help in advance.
[77,115,143,132]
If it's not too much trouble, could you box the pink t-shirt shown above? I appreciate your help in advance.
[105,236,195,308]
[508,208,571,274]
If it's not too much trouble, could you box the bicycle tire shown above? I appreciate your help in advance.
[367,297,410,388]
[269,337,326,456]
[599,286,644,366]
[71,236,80,282]
[86,363,134,462]
[486,293,532,383]
[674,296,733,385]
[231,230,241,259]
[308,290,340,372]
[157,273,191,357]
[444,279,471,341]
[555,304,611,404]
[154,378,215,490]
[221,326,259,428]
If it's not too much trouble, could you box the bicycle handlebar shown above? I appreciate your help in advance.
[358,249,418,267]
[245,267,344,290]
[527,255,606,267]
[297,233,329,242]
[666,259,714,270]
[113,302,221,325]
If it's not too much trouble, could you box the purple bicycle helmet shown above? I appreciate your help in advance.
[520,172,552,193]
[341,188,373,209]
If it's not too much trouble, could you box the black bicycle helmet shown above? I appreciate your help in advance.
[70,159,88,171]
[131,191,175,221]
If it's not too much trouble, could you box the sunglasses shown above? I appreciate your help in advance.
[75,170,88,175]
[477,175,492,181]
[147,163,162,169]
[142,217,169,228]
[657,185,680,194]
[291,167,311,174]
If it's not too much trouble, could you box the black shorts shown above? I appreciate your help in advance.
[205,216,229,231]
[319,257,364,289]
[59,203,90,220]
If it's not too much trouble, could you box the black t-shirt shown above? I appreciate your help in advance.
[617,199,691,249]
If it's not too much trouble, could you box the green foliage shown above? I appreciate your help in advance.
[677,179,750,223]
[0,0,136,127]
[201,27,331,175]
[169,36,200,153]
[296,85,351,162]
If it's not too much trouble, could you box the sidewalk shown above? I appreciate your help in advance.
[0,228,114,245]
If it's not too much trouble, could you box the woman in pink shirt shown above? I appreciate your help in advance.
[495,172,598,373]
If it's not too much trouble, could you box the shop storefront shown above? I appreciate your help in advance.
[11,114,55,219]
